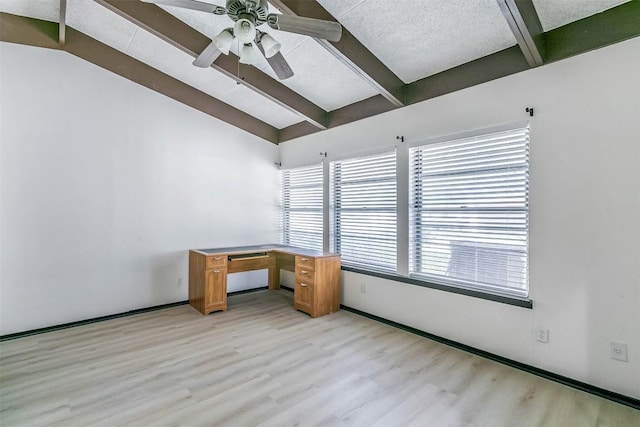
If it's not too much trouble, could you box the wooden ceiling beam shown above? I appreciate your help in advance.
[406,46,530,105]
[269,0,406,108]
[279,121,322,142]
[279,94,396,143]
[65,28,278,143]
[97,0,328,130]
[0,12,60,49]
[544,0,640,63]
[409,2,640,106]
[497,0,544,67]
[281,2,640,142]
[4,1,639,145]
[0,13,278,143]
[327,95,396,129]
[62,28,279,143]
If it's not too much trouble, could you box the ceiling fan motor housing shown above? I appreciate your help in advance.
[226,0,269,25]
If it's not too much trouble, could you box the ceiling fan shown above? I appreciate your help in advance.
[141,0,343,80]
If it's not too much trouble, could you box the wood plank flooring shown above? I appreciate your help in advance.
[1,290,638,426]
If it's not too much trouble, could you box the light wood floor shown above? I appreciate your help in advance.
[1,290,638,426]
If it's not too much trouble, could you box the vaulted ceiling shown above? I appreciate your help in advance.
[1,0,639,144]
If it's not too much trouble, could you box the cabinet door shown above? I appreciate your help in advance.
[205,268,227,310]
[294,281,314,315]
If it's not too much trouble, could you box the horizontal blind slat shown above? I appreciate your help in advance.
[282,164,324,251]
[331,151,397,272]
[410,127,530,297]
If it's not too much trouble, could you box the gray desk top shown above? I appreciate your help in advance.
[191,244,338,258]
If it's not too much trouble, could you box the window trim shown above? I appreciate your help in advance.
[329,150,398,272]
[408,124,531,299]
[404,121,530,150]
[282,163,324,251]
[341,265,533,308]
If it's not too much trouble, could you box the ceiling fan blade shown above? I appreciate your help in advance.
[256,39,294,80]
[265,52,295,80]
[141,0,227,15]
[266,14,342,42]
[192,40,222,68]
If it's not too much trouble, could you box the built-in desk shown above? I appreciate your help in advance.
[189,245,341,317]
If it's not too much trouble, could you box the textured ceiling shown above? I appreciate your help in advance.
[0,0,59,22]
[533,0,630,31]
[318,0,517,83]
[67,0,304,128]
[162,2,378,112]
[1,0,635,139]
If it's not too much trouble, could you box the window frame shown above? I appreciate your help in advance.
[281,163,324,252]
[329,150,398,273]
[408,125,531,300]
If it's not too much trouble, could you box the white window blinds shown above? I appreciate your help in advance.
[409,127,530,297]
[282,164,323,251]
[330,151,397,272]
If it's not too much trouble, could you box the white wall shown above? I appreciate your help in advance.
[280,38,640,398]
[0,42,280,335]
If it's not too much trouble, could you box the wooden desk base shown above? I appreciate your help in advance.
[189,246,341,318]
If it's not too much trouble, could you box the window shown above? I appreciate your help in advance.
[330,151,397,272]
[282,164,323,251]
[409,127,530,298]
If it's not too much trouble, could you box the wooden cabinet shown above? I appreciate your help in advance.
[293,254,341,318]
[205,268,227,312]
[294,281,314,313]
[189,251,228,315]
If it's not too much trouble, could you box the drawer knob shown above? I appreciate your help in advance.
[213,270,220,273]
[300,283,308,287]
[301,258,309,261]
[214,257,222,260]
[301,270,309,274]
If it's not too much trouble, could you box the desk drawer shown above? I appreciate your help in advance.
[228,254,274,273]
[206,255,227,270]
[295,266,315,284]
[295,255,316,270]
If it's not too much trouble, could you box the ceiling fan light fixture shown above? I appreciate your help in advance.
[234,18,256,44]
[239,43,260,65]
[260,33,281,58]
[212,28,234,55]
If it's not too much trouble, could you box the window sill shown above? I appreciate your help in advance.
[340,266,533,309]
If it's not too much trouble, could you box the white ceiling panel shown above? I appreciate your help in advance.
[125,24,237,95]
[533,0,630,31]
[314,0,365,18]
[0,0,59,22]
[320,0,517,84]
[265,36,379,111]
[217,83,305,129]
[157,3,224,39]
[67,0,137,53]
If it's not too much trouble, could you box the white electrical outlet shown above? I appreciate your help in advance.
[610,342,628,362]
[536,327,549,343]
[176,276,183,288]
[360,283,366,293]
